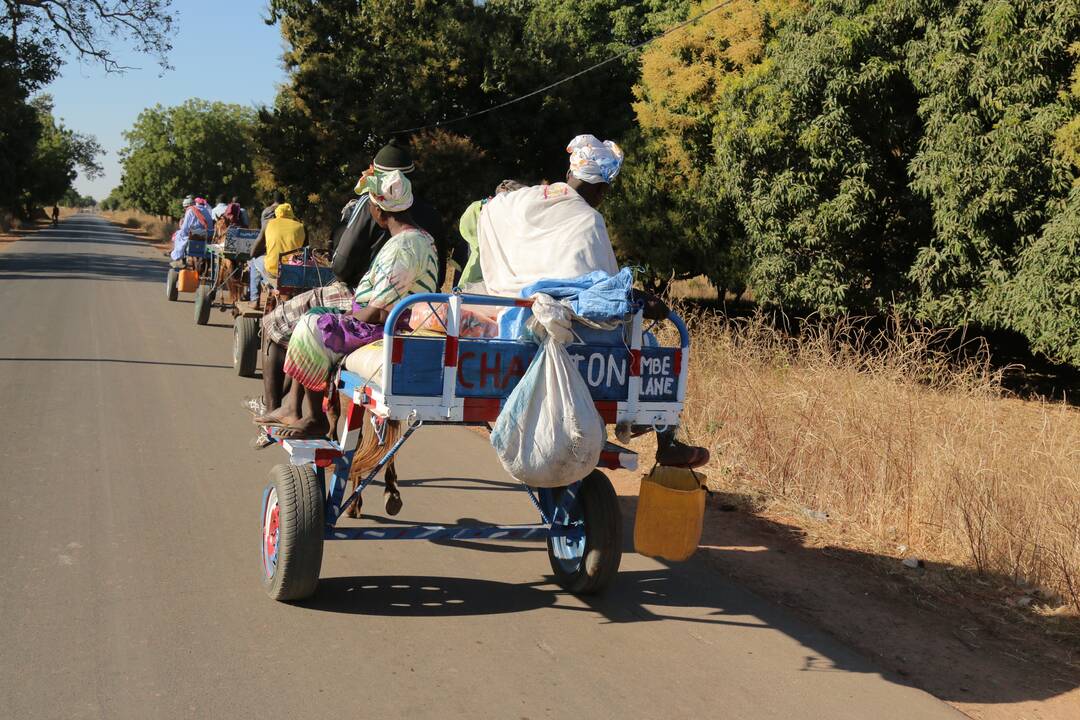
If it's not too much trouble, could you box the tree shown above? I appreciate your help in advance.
[118,99,258,218]
[20,94,102,215]
[2,0,174,73]
[607,0,799,294]
[257,0,684,237]
[904,0,1080,328]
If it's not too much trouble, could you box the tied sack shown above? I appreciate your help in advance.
[491,294,605,488]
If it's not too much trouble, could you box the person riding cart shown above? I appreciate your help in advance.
[169,196,213,268]
[249,140,444,419]
[247,202,306,304]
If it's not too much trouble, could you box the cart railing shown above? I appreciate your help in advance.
[337,292,690,428]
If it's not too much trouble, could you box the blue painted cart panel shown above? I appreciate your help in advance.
[389,335,680,402]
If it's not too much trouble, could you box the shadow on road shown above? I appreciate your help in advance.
[305,486,1080,710]
[0,250,165,283]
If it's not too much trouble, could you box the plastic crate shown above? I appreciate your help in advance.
[225,228,259,256]
[186,238,209,258]
[277,262,334,290]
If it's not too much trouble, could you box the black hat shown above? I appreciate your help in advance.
[373,138,415,174]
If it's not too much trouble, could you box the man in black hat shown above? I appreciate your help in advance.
[249,140,446,419]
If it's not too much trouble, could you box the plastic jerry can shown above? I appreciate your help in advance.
[177,269,199,293]
[633,465,706,562]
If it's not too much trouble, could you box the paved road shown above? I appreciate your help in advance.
[0,216,962,719]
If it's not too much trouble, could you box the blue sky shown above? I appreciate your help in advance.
[43,0,287,201]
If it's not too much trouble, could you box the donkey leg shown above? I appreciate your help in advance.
[384,461,403,516]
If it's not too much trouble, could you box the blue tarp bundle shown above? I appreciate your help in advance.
[499,267,638,341]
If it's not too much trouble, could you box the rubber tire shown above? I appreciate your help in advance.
[166,268,178,301]
[547,470,623,595]
[234,316,260,377]
[194,285,212,325]
[262,464,324,601]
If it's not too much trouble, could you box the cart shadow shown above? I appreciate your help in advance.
[303,575,556,616]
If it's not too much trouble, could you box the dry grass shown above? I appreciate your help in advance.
[642,309,1080,613]
[102,209,176,243]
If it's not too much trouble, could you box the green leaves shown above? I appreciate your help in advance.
[119,100,258,218]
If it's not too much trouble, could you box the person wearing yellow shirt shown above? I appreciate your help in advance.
[248,202,306,303]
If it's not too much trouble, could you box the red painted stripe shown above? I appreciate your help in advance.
[360,387,377,410]
[314,448,343,467]
[629,349,642,376]
[462,397,501,422]
[514,298,534,307]
[345,398,364,427]
[594,401,618,424]
[391,337,404,364]
[443,336,459,367]
[597,451,621,470]
[674,350,683,370]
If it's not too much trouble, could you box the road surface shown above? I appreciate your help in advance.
[0,215,962,719]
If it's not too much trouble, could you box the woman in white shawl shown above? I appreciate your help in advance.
[477,135,709,469]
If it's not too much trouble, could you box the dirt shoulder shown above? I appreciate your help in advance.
[606,467,1080,720]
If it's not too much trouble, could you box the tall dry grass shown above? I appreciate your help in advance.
[102,209,177,243]
[658,310,1080,612]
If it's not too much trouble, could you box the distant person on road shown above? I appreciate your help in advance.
[169,195,214,266]
[51,204,59,226]
[247,202,306,304]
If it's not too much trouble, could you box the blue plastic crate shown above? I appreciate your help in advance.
[278,263,334,290]
[225,228,259,256]
[185,238,209,258]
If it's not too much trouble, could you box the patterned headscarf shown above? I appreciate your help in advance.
[360,169,413,212]
[566,134,624,184]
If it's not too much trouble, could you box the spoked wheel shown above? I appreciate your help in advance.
[166,268,179,301]
[194,284,213,325]
[234,315,260,377]
[261,464,324,601]
[546,470,622,594]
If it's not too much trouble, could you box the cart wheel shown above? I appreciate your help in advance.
[166,268,178,302]
[261,464,324,601]
[234,316,260,377]
[194,285,212,325]
[546,470,622,595]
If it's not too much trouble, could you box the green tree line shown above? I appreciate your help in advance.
[107,0,1079,365]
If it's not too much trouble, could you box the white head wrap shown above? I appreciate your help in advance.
[567,134,624,184]
[361,169,414,212]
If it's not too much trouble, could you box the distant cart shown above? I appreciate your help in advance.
[232,247,335,377]
[259,292,690,602]
[164,235,210,302]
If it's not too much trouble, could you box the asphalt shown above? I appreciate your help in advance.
[0,215,964,719]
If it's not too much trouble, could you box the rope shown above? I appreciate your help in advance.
[387,0,737,135]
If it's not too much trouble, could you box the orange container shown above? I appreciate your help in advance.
[177,269,199,293]
[633,466,706,562]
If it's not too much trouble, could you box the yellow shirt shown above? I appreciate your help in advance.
[264,216,306,276]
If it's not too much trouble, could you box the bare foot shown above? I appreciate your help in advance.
[254,406,300,426]
[278,416,330,439]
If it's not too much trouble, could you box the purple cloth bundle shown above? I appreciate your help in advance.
[316,313,384,355]
[316,309,412,355]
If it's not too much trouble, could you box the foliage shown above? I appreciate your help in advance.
[60,188,95,207]
[19,94,103,215]
[608,0,799,293]
[118,99,258,218]
[3,0,174,73]
[256,0,681,237]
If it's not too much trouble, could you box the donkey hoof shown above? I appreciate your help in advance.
[346,496,362,519]
[384,490,403,516]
